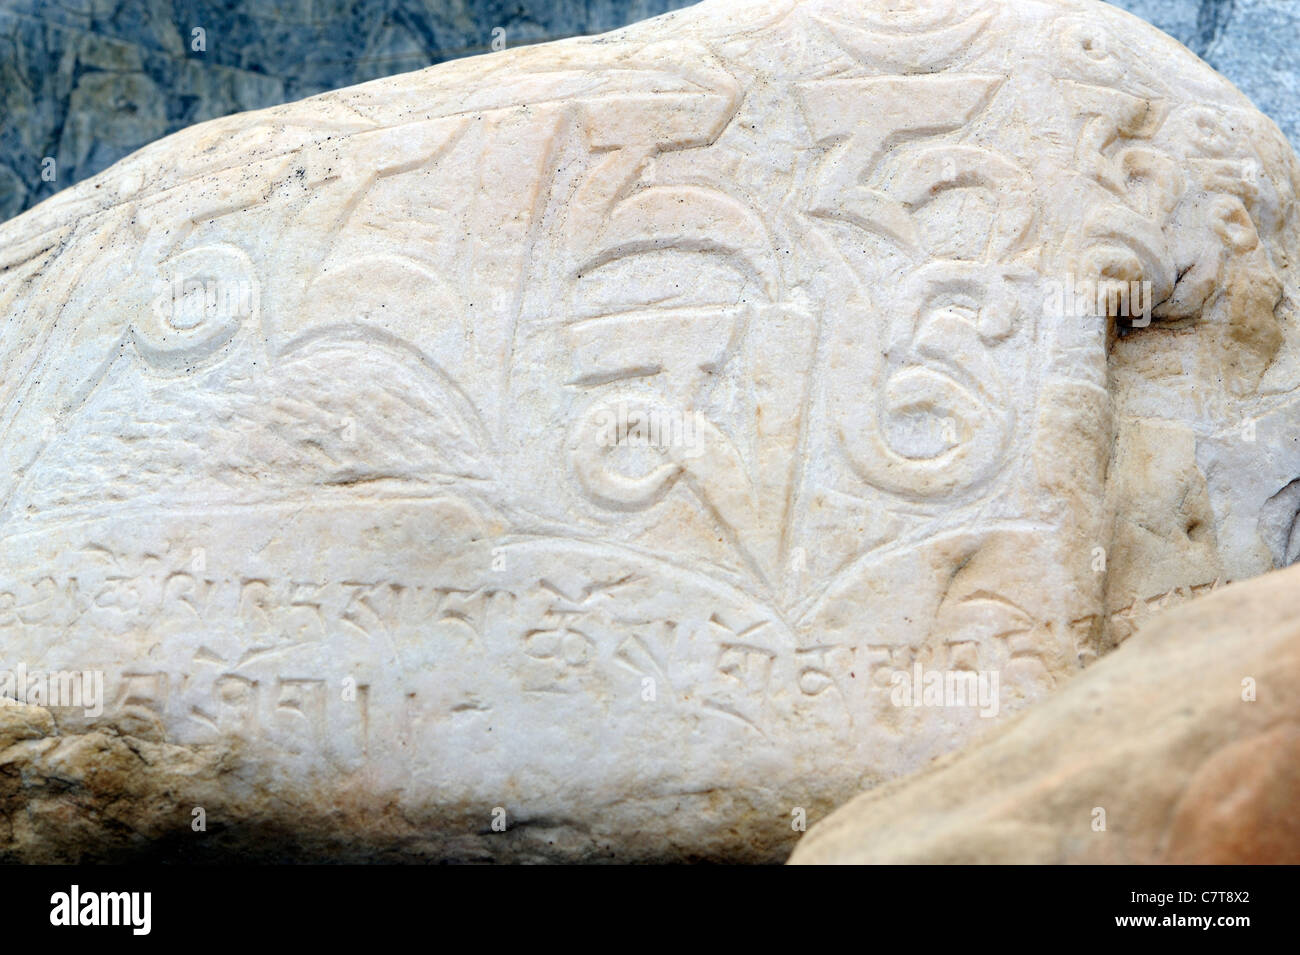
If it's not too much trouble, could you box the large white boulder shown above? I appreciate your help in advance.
[1,0,1297,861]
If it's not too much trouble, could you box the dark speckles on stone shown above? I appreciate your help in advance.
[1108,0,1295,139]
[0,0,1297,226]
[0,0,699,223]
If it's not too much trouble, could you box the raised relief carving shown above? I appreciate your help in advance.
[1,0,1298,863]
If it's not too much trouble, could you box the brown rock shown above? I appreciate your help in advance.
[789,564,1300,864]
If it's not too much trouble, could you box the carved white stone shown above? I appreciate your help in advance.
[0,0,1298,862]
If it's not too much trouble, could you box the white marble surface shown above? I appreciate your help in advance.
[0,0,1297,861]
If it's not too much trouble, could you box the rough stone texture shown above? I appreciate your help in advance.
[2,2,1297,225]
[0,0,1298,862]
[789,562,1300,864]
[0,0,697,222]
[1110,0,1300,154]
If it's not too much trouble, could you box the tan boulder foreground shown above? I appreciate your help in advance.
[789,562,1300,865]
[1,0,1299,861]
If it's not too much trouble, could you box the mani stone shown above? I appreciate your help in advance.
[788,561,1300,864]
[1,0,1298,862]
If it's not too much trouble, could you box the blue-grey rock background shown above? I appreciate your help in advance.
[0,0,1296,223]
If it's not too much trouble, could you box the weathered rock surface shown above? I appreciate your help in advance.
[0,0,1298,862]
[0,0,701,222]
[4,1,1298,225]
[789,562,1300,864]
